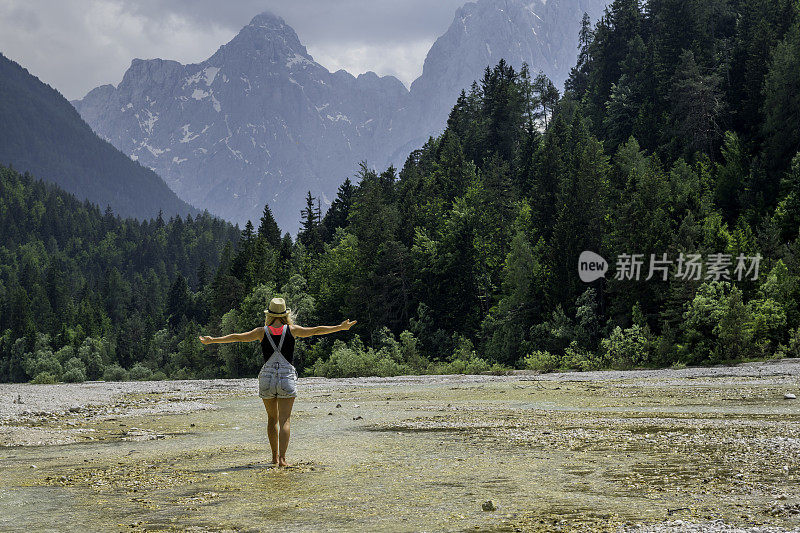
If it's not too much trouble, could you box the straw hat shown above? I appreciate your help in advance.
[264,297,290,319]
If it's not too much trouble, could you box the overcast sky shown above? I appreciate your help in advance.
[0,0,466,100]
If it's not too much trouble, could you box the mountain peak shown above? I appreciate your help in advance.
[248,11,287,29]
[214,10,311,61]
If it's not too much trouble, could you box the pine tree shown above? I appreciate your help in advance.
[762,20,800,179]
[549,131,610,311]
[257,203,281,248]
[669,51,725,160]
[300,191,318,236]
[196,260,209,290]
[533,73,559,128]
[714,132,747,223]
[241,220,255,243]
[565,13,595,97]
[481,60,527,161]
[321,178,355,240]
[166,274,190,329]
[299,191,322,254]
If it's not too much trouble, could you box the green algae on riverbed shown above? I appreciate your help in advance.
[1,371,799,532]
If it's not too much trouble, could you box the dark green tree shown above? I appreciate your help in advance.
[258,204,281,248]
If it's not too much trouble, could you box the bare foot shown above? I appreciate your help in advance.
[278,456,291,467]
[271,454,279,465]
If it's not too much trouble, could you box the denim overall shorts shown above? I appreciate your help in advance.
[258,325,298,399]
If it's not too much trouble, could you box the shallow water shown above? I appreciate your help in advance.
[1,373,800,532]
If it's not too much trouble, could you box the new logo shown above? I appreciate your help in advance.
[578,251,608,282]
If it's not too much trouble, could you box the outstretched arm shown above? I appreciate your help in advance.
[199,327,263,345]
[291,319,356,338]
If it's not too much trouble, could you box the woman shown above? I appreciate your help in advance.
[199,297,355,467]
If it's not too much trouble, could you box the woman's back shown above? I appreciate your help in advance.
[261,323,295,364]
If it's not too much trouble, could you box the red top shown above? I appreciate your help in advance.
[268,324,286,336]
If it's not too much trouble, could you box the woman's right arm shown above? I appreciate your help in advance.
[199,327,263,345]
[291,320,356,338]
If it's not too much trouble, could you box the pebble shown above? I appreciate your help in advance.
[482,500,496,511]
[785,393,796,400]
[328,412,333,416]
[353,416,363,420]
[29,464,36,469]
[335,404,341,408]
[354,404,359,408]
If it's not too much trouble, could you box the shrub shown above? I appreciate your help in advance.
[487,363,511,374]
[23,349,62,381]
[78,337,112,380]
[55,345,75,364]
[522,350,560,372]
[310,332,501,378]
[171,367,195,380]
[600,325,652,369]
[31,372,57,384]
[102,364,129,382]
[749,298,787,348]
[653,322,678,366]
[680,282,763,364]
[129,363,154,381]
[681,282,729,363]
[62,368,86,383]
[64,357,86,374]
[151,371,168,381]
[560,341,600,371]
[425,335,495,375]
[372,327,401,362]
[309,334,418,378]
[373,357,407,377]
[399,330,428,369]
[712,287,755,362]
[311,337,378,378]
[529,305,575,355]
[463,357,491,374]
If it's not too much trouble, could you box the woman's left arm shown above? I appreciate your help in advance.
[199,327,263,345]
[290,320,356,338]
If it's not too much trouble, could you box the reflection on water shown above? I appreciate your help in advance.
[1,376,799,532]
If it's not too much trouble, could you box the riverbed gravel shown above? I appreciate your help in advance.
[1,358,798,532]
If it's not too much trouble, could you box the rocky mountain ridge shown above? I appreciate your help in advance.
[73,1,607,231]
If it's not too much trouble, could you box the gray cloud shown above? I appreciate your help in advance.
[0,0,465,100]
[116,0,467,43]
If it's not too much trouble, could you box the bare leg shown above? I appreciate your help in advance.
[262,398,279,464]
[277,397,295,467]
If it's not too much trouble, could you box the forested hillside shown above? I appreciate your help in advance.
[2,0,800,383]
[0,166,239,382]
[276,0,800,376]
[0,53,197,220]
